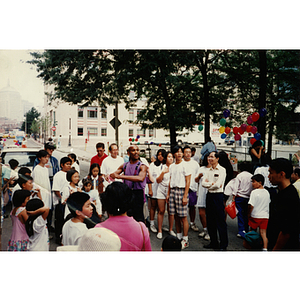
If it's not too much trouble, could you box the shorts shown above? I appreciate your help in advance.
[248,217,268,230]
[188,190,197,207]
[169,187,188,217]
[156,185,168,199]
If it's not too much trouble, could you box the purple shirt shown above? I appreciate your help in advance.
[123,161,146,190]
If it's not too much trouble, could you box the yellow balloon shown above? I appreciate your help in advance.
[219,126,225,134]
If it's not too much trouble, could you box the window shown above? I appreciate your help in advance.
[101,128,107,136]
[87,107,98,118]
[101,108,107,119]
[149,129,154,137]
[78,107,84,118]
[78,127,84,136]
[87,127,98,136]
[137,128,146,137]
[129,109,134,121]
[129,129,134,137]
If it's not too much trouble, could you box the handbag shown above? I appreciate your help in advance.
[225,200,237,219]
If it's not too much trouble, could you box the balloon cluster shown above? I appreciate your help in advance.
[129,135,141,144]
[217,108,267,145]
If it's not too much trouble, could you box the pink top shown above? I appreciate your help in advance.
[95,215,152,251]
[10,207,29,242]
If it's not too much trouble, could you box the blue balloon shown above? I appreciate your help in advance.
[223,109,230,118]
[221,133,227,139]
[254,133,261,140]
[259,108,267,117]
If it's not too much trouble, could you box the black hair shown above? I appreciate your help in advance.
[269,158,293,179]
[89,163,101,177]
[45,141,56,150]
[96,142,105,149]
[249,140,263,155]
[154,149,166,166]
[12,189,31,207]
[161,235,181,251]
[162,151,172,164]
[109,143,118,151]
[66,169,79,182]
[218,151,234,186]
[293,168,300,178]
[68,153,79,165]
[251,174,265,186]
[66,192,90,218]
[8,159,19,169]
[82,178,93,187]
[18,175,33,188]
[36,149,49,159]
[100,182,133,216]
[201,153,209,167]
[191,147,196,152]
[183,145,191,152]
[60,156,72,169]
[25,198,44,237]
[18,167,31,176]
[171,145,183,155]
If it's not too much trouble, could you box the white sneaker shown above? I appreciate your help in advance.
[157,232,163,239]
[198,231,206,237]
[169,230,176,236]
[150,224,157,233]
[204,233,210,241]
[181,239,189,250]
[162,226,169,232]
[190,223,199,232]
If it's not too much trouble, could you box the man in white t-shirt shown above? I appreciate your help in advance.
[101,143,124,187]
[183,146,200,232]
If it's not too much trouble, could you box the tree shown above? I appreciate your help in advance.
[21,107,40,134]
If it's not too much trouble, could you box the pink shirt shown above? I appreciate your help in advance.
[95,215,151,251]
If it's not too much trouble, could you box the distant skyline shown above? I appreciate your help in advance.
[0,50,44,108]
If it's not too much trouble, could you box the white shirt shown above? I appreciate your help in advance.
[84,189,102,214]
[184,159,200,192]
[52,171,69,206]
[62,184,81,219]
[293,179,300,198]
[28,215,49,251]
[71,162,80,174]
[148,162,164,198]
[101,155,124,185]
[192,154,200,164]
[202,163,226,193]
[62,219,88,246]
[32,164,51,208]
[157,164,171,188]
[169,160,191,189]
[248,188,270,219]
[231,171,253,199]
[197,166,209,205]
[254,166,276,188]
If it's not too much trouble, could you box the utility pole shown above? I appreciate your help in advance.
[115,98,119,147]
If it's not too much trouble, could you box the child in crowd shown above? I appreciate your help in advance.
[62,169,82,219]
[81,163,104,195]
[248,174,271,251]
[7,190,31,251]
[167,145,191,250]
[11,167,31,198]
[62,192,93,246]
[19,175,42,200]
[68,153,80,174]
[25,198,50,251]
[161,235,181,251]
[52,156,72,244]
[82,178,102,218]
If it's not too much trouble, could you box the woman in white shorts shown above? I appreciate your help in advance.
[195,154,211,241]
[156,151,175,239]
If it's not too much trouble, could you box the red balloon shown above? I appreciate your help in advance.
[241,124,247,131]
[234,134,241,141]
[250,138,256,145]
[251,126,257,134]
[252,112,260,122]
[246,125,252,133]
[247,116,253,124]
[238,127,245,135]
[159,143,162,147]
[225,127,231,134]
[233,127,239,135]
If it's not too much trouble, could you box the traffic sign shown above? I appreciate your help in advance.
[109,117,121,129]
[51,126,56,131]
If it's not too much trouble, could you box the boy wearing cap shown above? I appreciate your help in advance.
[62,192,93,246]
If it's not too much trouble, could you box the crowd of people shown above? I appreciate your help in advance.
[2,137,300,252]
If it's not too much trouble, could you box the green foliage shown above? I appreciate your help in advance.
[21,107,41,134]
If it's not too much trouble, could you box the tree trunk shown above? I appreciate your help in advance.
[258,50,267,141]
[267,104,275,156]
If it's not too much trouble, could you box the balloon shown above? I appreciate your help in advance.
[260,140,264,147]
[254,133,261,140]
[132,138,135,142]
[251,126,257,134]
[233,127,239,135]
[219,126,225,134]
[234,134,241,141]
[247,115,253,124]
[136,135,140,139]
[159,143,162,147]
[220,118,226,126]
[246,125,252,133]
[241,124,247,131]
[259,108,267,117]
[238,127,245,135]
[250,138,256,145]
[135,138,139,141]
[198,124,204,131]
[221,133,227,139]
[223,109,230,118]
[137,142,140,145]
[150,142,154,145]
[3,138,6,141]
[225,127,231,134]
[252,112,260,122]
[129,138,132,142]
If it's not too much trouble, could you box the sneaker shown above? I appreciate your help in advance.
[204,233,210,241]
[157,232,163,239]
[150,224,157,233]
[198,231,206,237]
[181,239,189,250]
[190,223,199,232]
[162,226,169,232]
[169,230,176,236]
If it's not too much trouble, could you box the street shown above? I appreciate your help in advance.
[1,138,247,251]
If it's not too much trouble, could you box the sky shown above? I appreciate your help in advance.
[0,49,44,107]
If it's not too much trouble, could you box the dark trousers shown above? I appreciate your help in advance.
[235,196,249,236]
[127,189,144,223]
[206,192,228,249]
[54,203,65,243]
